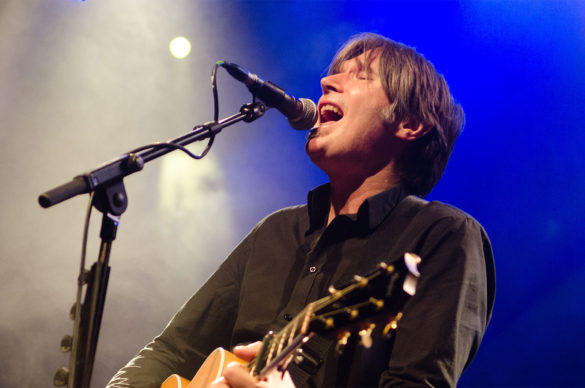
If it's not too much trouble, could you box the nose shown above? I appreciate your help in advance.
[320,73,343,95]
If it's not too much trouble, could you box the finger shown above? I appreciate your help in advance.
[222,361,258,388]
[232,341,262,362]
[208,376,230,388]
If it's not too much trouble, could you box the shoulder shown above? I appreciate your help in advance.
[389,196,492,268]
[245,204,309,241]
[404,197,495,286]
[254,204,307,228]
[400,196,487,233]
[416,199,496,322]
[261,204,307,221]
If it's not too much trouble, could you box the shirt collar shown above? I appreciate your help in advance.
[307,183,412,233]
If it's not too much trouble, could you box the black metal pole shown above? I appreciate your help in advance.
[45,102,266,388]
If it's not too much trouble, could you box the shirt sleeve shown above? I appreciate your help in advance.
[379,214,495,387]
[106,230,253,388]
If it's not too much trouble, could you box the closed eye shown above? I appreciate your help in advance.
[357,72,374,80]
[351,69,372,80]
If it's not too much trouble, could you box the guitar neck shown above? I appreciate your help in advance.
[249,302,316,377]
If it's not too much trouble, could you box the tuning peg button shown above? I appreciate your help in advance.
[369,297,384,310]
[324,317,334,328]
[353,275,368,287]
[379,262,395,274]
[344,308,359,320]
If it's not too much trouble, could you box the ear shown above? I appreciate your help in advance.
[395,118,431,142]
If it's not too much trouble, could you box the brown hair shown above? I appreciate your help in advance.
[329,33,465,196]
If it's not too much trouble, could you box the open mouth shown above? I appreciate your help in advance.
[319,103,343,123]
[308,103,343,140]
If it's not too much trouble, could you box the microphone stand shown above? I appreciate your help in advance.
[42,102,266,388]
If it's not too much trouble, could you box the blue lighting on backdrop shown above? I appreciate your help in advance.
[233,1,585,385]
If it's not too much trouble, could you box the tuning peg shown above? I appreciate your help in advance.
[358,323,376,349]
[325,317,334,328]
[343,307,359,320]
[328,285,342,299]
[378,262,395,274]
[353,275,368,287]
[379,262,396,274]
[53,367,69,386]
[368,297,384,310]
[60,334,73,353]
[315,316,335,329]
[335,331,352,356]
[293,347,305,364]
[382,312,404,338]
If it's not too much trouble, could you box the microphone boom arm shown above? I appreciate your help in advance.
[39,102,266,209]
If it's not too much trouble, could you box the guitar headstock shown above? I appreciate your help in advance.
[307,252,420,351]
[251,253,421,378]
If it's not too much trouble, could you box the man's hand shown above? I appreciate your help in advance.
[209,342,295,388]
[233,342,263,363]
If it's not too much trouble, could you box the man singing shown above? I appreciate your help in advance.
[108,33,495,388]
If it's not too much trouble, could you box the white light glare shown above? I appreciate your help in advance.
[169,37,191,59]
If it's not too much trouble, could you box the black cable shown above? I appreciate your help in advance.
[65,191,94,386]
[212,61,223,122]
[127,136,213,161]
[122,61,226,161]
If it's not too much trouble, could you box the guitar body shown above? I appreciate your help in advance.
[161,347,246,388]
[160,374,191,388]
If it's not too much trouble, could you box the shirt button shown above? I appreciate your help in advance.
[309,266,317,273]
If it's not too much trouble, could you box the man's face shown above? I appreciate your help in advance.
[306,50,397,177]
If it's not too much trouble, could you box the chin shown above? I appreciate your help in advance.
[305,141,326,164]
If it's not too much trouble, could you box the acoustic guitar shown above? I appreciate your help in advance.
[161,252,421,388]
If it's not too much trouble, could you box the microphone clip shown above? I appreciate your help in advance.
[241,101,266,123]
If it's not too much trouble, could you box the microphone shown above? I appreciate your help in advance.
[221,61,317,130]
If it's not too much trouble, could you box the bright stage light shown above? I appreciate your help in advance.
[169,36,192,59]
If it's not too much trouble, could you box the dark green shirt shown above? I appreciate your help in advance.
[108,184,495,387]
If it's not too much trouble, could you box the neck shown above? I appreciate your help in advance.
[327,167,400,226]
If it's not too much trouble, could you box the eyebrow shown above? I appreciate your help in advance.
[356,56,375,76]
[340,56,369,74]
[330,51,375,75]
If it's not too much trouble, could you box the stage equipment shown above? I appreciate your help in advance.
[40,61,314,388]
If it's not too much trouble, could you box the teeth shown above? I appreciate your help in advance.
[320,104,342,118]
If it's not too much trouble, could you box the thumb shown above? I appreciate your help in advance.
[232,341,262,362]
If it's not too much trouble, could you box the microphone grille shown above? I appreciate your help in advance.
[289,98,318,130]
